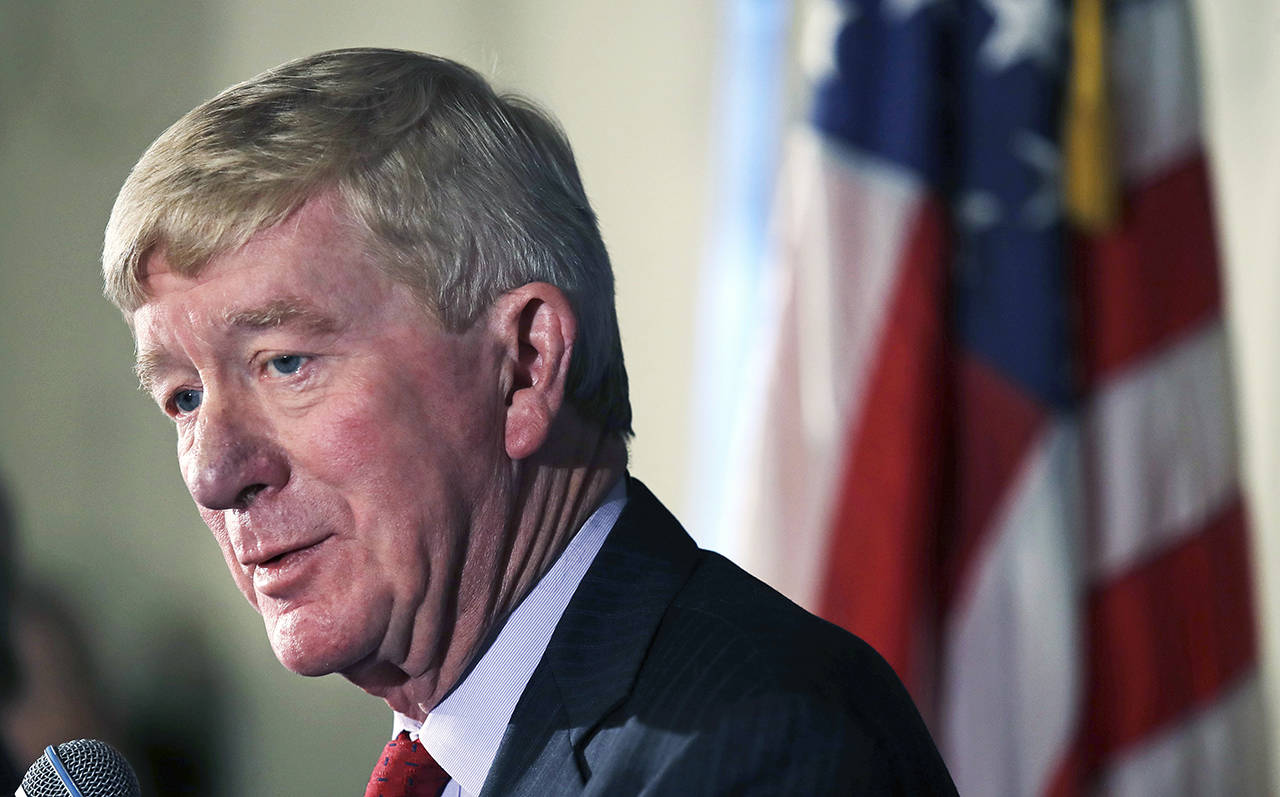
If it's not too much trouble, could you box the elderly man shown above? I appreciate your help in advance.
[103,49,955,796]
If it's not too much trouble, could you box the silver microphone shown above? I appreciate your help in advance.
[16,740,139,797]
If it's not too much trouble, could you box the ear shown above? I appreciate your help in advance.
[490,282,577,460]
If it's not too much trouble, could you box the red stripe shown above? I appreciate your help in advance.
[819,198,948,708]
[1046,497,1257,795]
[940,355,1047,613]
[1071,155,1222,388]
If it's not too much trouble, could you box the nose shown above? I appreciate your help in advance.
[181,396,290,511]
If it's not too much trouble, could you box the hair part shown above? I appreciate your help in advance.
[103,47,631,436]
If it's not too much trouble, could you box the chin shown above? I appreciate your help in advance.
[273,645,347,677]
[265,609,374,677]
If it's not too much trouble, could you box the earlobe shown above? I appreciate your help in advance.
[494,283,577,461]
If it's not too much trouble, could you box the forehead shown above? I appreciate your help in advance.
[137,197,387,317]
[142,194,367,292]
[129,197,417,363]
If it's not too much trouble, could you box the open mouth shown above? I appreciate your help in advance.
[262,539,322,569]
[261,549,293,567]
[252,536,332,595]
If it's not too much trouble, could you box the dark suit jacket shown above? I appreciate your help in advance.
[480,479,957,795]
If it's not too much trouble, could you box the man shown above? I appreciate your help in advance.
[104,48,956,795]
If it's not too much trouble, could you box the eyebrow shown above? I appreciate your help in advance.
[134,298,340,394]
[133,350,172,396]
[221,298,340,334]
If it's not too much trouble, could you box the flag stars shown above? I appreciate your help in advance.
[801,0,859,84]
[1013,130,1061,229]
[978,0,1063,72]
[885,0,948,22]
[957,190,1004,232]
[955,132,1060,235]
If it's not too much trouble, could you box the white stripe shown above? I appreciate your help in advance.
[720,128,926,606]
[1094,676,1269,797]
[1110,0,1203,182]
[941,421,1084,797]
[1085,322,1239,581]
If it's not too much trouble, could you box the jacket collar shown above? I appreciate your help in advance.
[481,477,700,794]
[541,477,700,747]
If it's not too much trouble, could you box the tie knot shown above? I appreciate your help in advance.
[363,730,451,797]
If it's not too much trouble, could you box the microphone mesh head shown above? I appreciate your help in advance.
[20,739,140,797]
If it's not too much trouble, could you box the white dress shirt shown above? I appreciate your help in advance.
[390,478,628,797]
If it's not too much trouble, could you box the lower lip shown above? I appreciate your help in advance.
[252,537,331,597]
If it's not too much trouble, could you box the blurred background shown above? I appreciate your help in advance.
[0,0,1276,794]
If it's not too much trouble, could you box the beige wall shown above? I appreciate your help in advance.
[1193,0,1280,787]
[0,2,714,793]
[0,0,1276,794]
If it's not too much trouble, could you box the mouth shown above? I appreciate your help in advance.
[260,547,302,567]
[250,535,333,597]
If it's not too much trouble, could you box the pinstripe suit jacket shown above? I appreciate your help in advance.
[479,479,957,795]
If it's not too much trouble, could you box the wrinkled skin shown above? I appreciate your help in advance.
[130,194,624,718]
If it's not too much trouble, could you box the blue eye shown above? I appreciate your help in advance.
[269,355,304,375]
[173,389,202,414]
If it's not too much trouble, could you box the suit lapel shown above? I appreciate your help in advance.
[480,478,700,796]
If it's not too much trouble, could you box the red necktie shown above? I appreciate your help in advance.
[363,730,452,797]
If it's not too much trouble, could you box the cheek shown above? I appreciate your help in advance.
[176,429,196,486]
[200,509,259,608]
[312,370,484,476]
[305,393,408,482]
[299,374,503,557]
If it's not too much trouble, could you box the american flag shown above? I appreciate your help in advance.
[718,0,1267,792]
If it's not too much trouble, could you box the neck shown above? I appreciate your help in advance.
[355,415,628,720]
[500,423,628,615]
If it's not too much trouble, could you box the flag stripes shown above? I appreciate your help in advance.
[1085,323,1239,581]
[942,355,1047,612]
[715,0,1264,792]
[818,195,948,699]
[940,421,1084,796]
[1086,677,1267,797]
[1084,500,1254,753]
[1072,158,1222,386]
[725,130,926,609]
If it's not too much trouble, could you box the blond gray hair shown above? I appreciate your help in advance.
[104,47,631,436]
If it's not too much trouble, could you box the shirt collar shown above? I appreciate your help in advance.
[392,477,628,796]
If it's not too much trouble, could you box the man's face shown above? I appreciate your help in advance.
[130,196,511,680]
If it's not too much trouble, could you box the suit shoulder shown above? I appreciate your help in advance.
[662,549,897,692]
[622,550,956,793]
